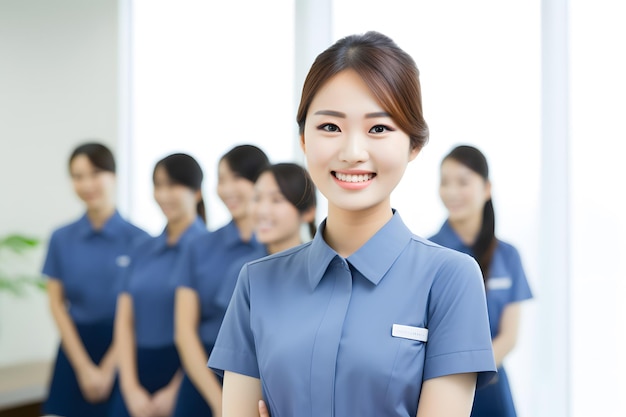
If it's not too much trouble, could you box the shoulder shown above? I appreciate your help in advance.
[251,241,311,265]
[122,220,150,239]
[495,239,523,262]
[48,217,83,241]
[245,242,311,273]
[411,234,474,264]
[409,235,482,286]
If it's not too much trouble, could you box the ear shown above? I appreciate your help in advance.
[300,133,306,153]
[408,145,421,162]
[195,190,203,203]
[485,180,492,200]
[300,206,316,224]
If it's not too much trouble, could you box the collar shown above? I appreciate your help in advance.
[437,220,471,254]
[152,217,207,254]
[76,211,125,239]
[306,210,414,289]
[220,220,260,248]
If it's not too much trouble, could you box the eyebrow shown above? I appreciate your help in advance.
[313,110,391,118]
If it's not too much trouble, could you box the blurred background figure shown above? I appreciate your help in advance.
[429,145,533,417]
[172,145,269,417]
[250,163,317,254]
[42,142,149,417]
[110,153,208,417]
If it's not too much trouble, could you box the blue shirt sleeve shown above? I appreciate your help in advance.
[42,231,62,280]
[423,253,497,387]
[208,263,259,378]
[172,243,196,289]
[506,245,533,304]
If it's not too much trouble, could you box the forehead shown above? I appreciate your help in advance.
[308,69,383,115]
[255,171,280,191]
[70,154,94,171]
[440,159,482,179]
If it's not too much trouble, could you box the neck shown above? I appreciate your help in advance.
[234,216,254,242]
[86,205,116,230]
[267,234,302,255]
[448,214,482,246]
[324,201,393,258]
[166,214,196,245]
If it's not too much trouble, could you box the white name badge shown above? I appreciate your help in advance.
[116,255,131,268]
[392,324,428,342]
[488,276,512,290]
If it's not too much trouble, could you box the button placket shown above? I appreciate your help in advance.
[310,259,353,417]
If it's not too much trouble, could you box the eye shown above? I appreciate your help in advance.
[369,124,393,134]
[318,123,341,132]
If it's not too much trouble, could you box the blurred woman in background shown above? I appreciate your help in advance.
[172,145,269,417]
[43,142,148,417]
[429,144,533,417]
[109,153,208,417]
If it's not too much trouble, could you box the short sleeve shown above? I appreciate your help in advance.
[507,246,533,304]
[208,263,259,378]
[42,231,62,281]
[423,253,497,388]
[171,243,196,289]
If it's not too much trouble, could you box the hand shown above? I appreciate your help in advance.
[76,363,110,403]
[125,385,155,417]
[258,400,271,417]
[210,404,223,417]
[97,361,116,398]
[151,384,179,417]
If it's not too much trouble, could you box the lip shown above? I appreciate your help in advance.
[331,170,376,191]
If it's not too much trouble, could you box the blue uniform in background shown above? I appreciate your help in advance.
[41,211,148,417]
[429,220,533,417]
[107,217,207,417]
[171,220,267,417]
[209,211,497,417]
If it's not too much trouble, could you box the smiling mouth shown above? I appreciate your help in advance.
[332,171,376,183]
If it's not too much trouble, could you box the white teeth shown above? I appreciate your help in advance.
[334,172,374,183]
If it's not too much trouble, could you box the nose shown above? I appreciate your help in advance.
[339,132,369,164]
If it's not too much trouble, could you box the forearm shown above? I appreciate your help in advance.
[176,331,221,407]
[491,334,516,367]
[98,342,117,372]
[48,282,94,370]
[115,294,141,391]
[492,303,522,367]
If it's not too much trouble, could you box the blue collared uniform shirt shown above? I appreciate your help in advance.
[429,221,533,337]
[125,217,208,348]
[209,211,496,417]
[42,211,149,324]
[173,220,267,346]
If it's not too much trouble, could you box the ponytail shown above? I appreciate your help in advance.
[473,199,497,283]
[308,221,317,240]
[197,198,207,224]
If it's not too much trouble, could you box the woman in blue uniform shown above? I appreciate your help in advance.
[171,145,269,417]
[42,142,148,417]
[109,153,208,417]
[209,32,497,417]
[429,145,533,417]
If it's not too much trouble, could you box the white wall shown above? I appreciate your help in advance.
[0,0,120,365]
[127,0,296,234]
[570,1,626,415]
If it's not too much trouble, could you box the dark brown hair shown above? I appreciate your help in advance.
[69,142,116,173]
[220,145,270,183]
[297,31,429,151]
[444,145,497,282]
[154,153,206,223]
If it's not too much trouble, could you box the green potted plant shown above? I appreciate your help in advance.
[0,234,46,296]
